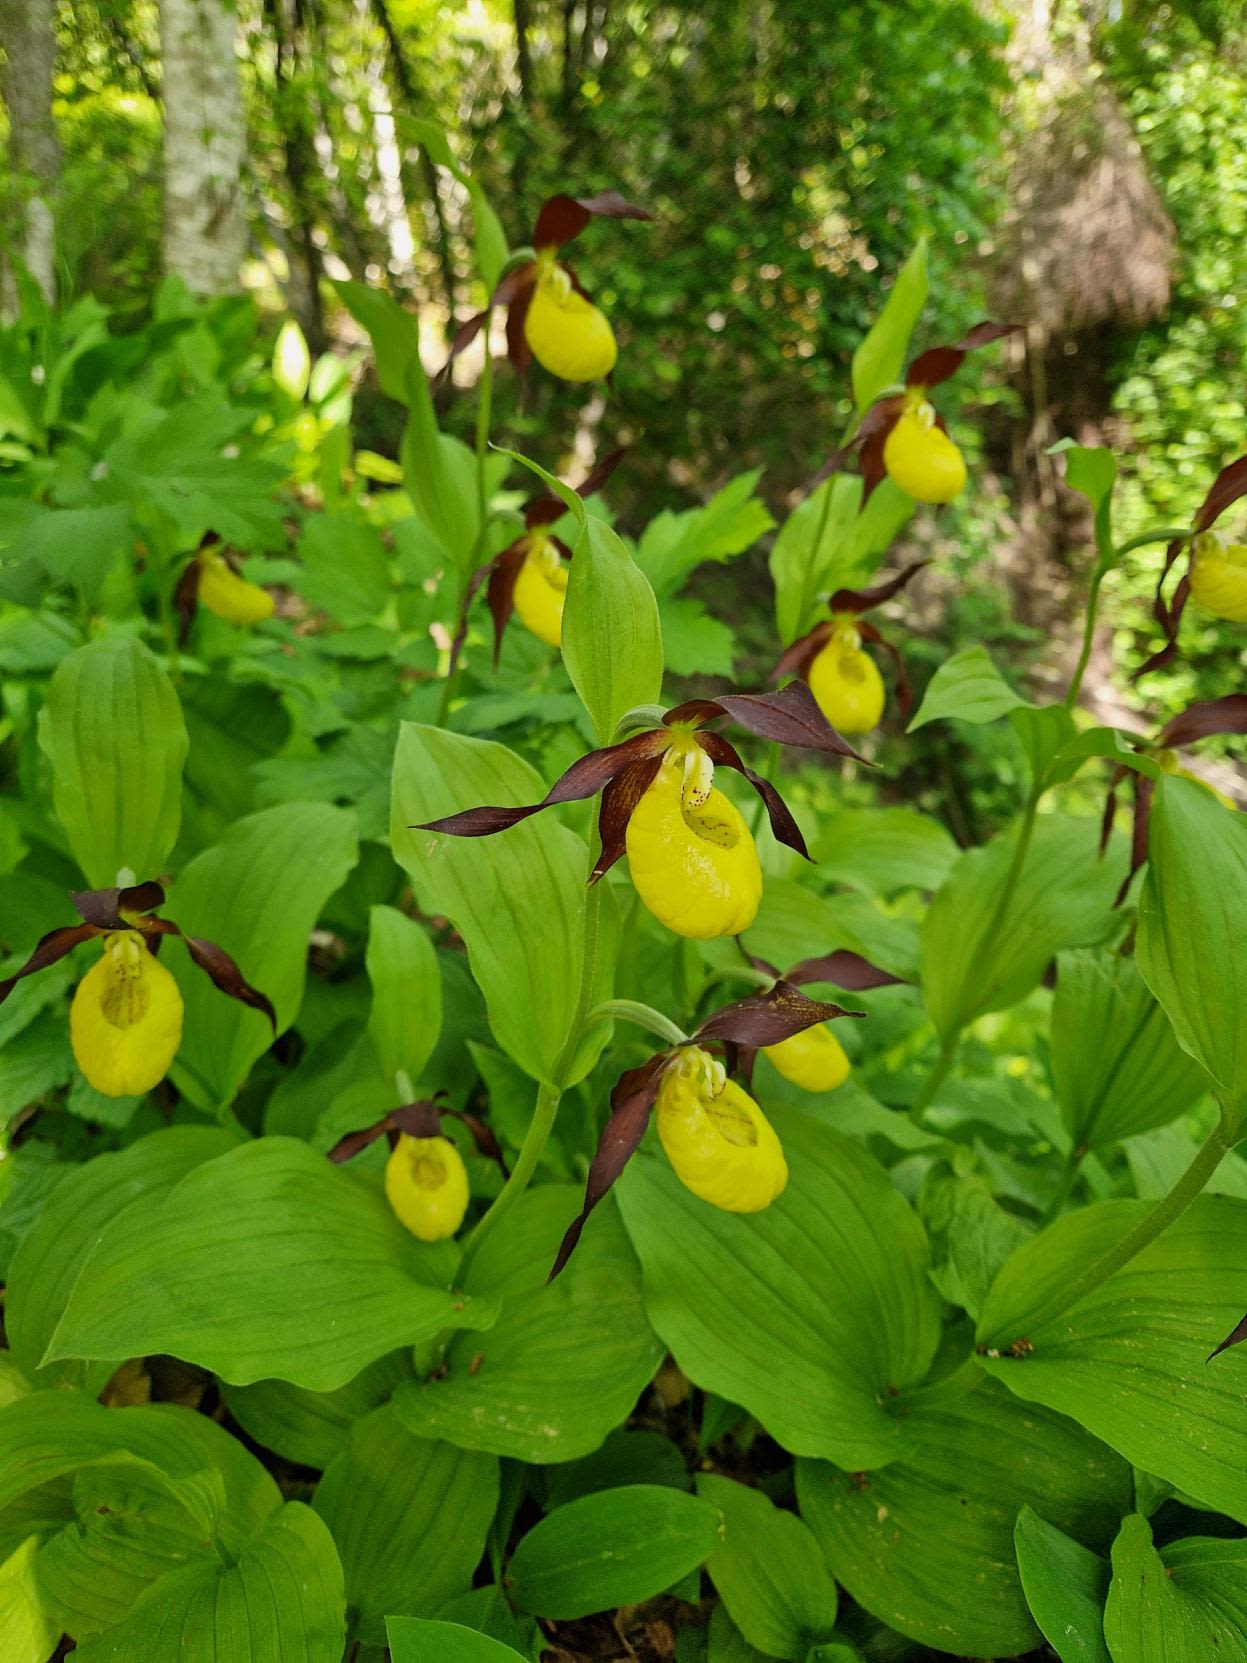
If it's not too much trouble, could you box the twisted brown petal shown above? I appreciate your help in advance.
[0,922,99,1006]
[696,731,811,861]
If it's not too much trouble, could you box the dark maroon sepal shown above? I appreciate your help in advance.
[182,935,278,1031]
[532,191,651,251]
[524,446,627,531]
[667,679,865,761]
[696,731,810,861]
[906,321,1020,390]
[693,979,863,1048]
[785,950,906,991]
[1157,694,1247,750]
[773,621,834,682]
[71,882,167,929]
[417,729,671,839]
[549,1052,671,1280]
[857,619,914,720]
[829,559,929,614]
[591,753,666,882]
[1209,1311,1247,1363]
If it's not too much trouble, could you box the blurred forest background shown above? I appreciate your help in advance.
[1,0,1244,802]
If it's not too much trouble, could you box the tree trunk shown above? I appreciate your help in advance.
[266,0,328,353]
[0,0,60,303]
[513,0,534,108]
[159,0,246,295]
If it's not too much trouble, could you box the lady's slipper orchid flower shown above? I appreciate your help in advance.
[550,980,862,1276]
[851,321,1019,504]
[451,449,625,669]
[416,681,863,941]
[740,949,905,1094]
[1101,693,1245,905]
[385,1136,471,1243]
[0,883,275,1098]
[175,534,274,641]
[774,562,927,736]
[328,1097,508,1243]
[1137,454,1247,677]
[443,191,651,386]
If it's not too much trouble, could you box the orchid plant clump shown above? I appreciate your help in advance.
[1,153,1246,1663]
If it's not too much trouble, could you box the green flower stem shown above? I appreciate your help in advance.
[589,998,687,1047]
[1065,525,1191,710]
[436,342,496,725]
[1011,1121,1230,1338]
[455,847,607,1284]
[908,1030,959,1127]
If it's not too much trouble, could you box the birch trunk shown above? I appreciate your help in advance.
[160,0,246,294]
[0,0,60,303]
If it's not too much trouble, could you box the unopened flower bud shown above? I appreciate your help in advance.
[763,1023,850,1093]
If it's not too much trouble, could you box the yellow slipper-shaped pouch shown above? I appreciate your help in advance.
[1189,537,1247,623]
[625,749,762,939]
[763,1023,850,1093]
[524,262,618,383]
[384,1134,470,1242]
[198,551,275,625]
[512,535,569,647]
[70,930,184,1097]
[883,398,966,504]
[656,1047,788,1212]
[807,625,886,735]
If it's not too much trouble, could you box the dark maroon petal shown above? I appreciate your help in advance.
[533,191,651,249]
[0,922,99,1006]
[182,935,278,1031]
[1209,1311,1247,1362]
[1113,775,1155,910]
[857,619,914,721]
[859,426,889,502]
[505,283,534,376]
[327,1114,396,1163]
[694,979,864,1048]
[1195,454,1247,533]
[1157,694,1247,750]
[444,1108,510,1176]
[174,559,201,647]
[711,681,867,760]
[591,753,665,883]
[549,1053,670,1280]
[416,729,671,838]
[829,559,929,614]
[773,621,834,683]
[485,538,529,666]
[1099,766,1127,857]
[1134,568,1191,683]
[785,951,906,991]
[906,321,1020,390]
[576,190,651,222]
[696,731,811,862]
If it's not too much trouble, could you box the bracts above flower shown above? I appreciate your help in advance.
[415,680,865,941]
[549,980,864,1278]
[442,191,652,386]
[0,883,275,1098]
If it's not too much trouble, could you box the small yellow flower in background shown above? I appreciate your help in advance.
[197,549,275,625]
[1188,533,1247,623]
[763,1023,850,1093]
[882,392,967,505]
[384,1134,470,1242]
[807,617,886,735]
[524,258,618,383]
[69,930,184,1097]
[625,742,762,940]
[655,1047,788,1213]
[511,531,570,647]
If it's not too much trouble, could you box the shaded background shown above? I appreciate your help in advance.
[11,0,1247,776]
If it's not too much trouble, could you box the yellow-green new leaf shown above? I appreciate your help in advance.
[563,517,664,744]
[852,238,928,415]
[366,905,441,1089]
